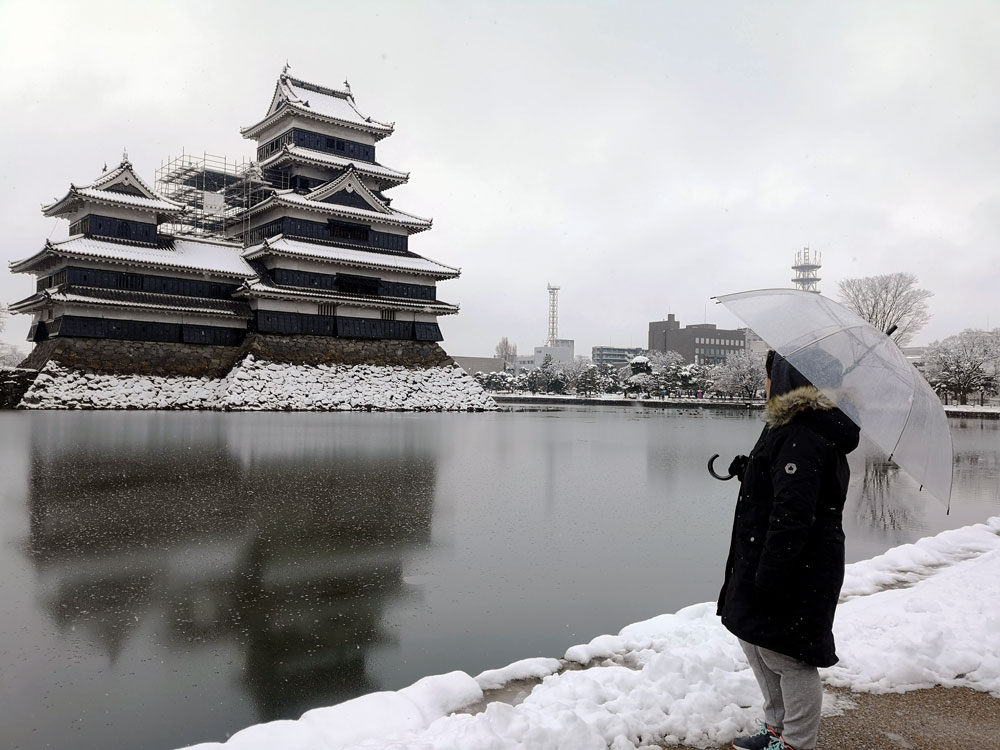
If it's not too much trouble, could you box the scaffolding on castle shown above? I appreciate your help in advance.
[154,151,282,240]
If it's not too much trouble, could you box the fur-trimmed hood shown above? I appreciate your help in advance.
[765,385,860,455]
[766,385,836,427]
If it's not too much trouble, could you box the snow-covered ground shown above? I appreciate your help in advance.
[181,517,1000,750]
[17,355,498,411]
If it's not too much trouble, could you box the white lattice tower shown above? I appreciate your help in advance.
[791,247,822,293]
[547,284,560,345]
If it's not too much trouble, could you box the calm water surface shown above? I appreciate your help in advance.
[0,407,996,749]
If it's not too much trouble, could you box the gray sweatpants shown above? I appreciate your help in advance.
[739,639,821,749]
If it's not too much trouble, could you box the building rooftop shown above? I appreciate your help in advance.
[242,235,460,278]
[43,159,185,218]
[9,235,253,278]
[259,144,409,186]
[242,70,395,140]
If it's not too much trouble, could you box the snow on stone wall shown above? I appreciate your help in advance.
[18,355,498,411]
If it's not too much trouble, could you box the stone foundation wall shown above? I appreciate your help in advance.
[1,368,39,409]
[243,334,454,367]
[19,357,497,411]
[19,337,244,378]
[11,334,491,411]
[19,334,455,376]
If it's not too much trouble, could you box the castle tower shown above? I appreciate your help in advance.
[234,69,459,341]
[791,247,822,293]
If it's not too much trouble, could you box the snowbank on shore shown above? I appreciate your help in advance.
[180,516,1000,750]
[18,355,497,411]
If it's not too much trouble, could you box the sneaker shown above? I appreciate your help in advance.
[762,737,808,750]
[732,722,780,750]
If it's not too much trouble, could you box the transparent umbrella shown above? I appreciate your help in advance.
[715,288,954,509]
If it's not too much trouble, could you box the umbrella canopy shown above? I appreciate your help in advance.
[716,288,953,508]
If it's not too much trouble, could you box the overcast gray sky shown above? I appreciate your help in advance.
[2,0,998,358]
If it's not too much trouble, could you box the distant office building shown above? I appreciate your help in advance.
[532,338,574,368]
[648,314,745,365]
[743,327,770,362]
[514,354,535,371]
[452,356,504,375]
[592,346,644,368]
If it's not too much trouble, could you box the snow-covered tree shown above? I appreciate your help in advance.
[478,370,515,392]
[837,272,932,346]
[646,350,685,371]
[710,352,766,399]
[676,363,710,397]
[525,355,555,393]
[628,355,652,375]
[0,304,22,368]
[595,363,621,394]
[624,372,653,397]
[923,329,1000,405]
[620,356,654,397]
[548,369,569,395]
[575,363,599,395]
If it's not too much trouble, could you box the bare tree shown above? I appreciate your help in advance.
[494,336,517,370]
[837,272,932,346]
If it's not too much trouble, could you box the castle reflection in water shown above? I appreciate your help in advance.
[25,413,436,722]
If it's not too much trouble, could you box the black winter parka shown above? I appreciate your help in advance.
[717,385,860,667]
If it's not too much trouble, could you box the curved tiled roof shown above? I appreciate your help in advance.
[42,158,185,217]
[247,189,432,233]
[259,145,408,186]
[242,235,460,279]
[242,72,394,141]
[9,236,254,277]
[13,286,250,318]
[305,167,392,214]
[238,275,458,315]
[47,186,184,215]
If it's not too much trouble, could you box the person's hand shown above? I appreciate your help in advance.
[728,454,748,480]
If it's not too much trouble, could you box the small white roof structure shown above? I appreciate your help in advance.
[42,158,185,218]
[242,71,394,141]
[242,235,460,279]
[305,166,393,214]
[9,235,254,278]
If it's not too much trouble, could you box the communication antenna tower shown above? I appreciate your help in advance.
[791,247,822,293]
[546,284,560,345]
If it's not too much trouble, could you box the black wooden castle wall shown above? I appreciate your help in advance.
[244,217,408,253]
[256,128,376,163]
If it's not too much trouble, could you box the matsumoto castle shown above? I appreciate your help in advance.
[9,68,460,366]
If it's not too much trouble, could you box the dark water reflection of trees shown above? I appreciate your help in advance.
[850,453,911,531]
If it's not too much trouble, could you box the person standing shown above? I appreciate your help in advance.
[718,351,860,750]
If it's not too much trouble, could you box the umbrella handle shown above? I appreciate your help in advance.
[707,454,736,481]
